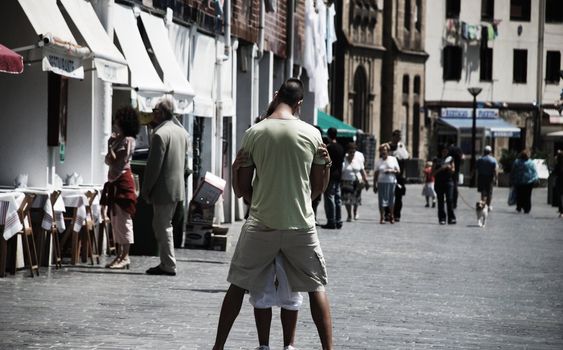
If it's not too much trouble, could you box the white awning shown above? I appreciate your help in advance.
[59,0,128,84]
[17,0,85,79]
[190,34,216,117]
[218,39,235,117]
[113,4,167,112]
[543,108,563,124]
[140,12,194,114]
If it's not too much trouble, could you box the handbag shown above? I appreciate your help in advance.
[507,187,516,206]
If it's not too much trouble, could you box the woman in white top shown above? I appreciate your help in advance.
[373,144,400,224]
[341,143,369,222]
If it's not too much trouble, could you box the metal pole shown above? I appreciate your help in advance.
[471,94,477,187]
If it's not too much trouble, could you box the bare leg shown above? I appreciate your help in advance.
[254,308,272,347]
[345,204,352,221]
[379,208,385,224]
[308,291,333,350]
[353,204,358,218]
[389,205,395,223]
[213,284,246,350]
[281,308,298,347]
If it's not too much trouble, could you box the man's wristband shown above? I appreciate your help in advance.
[325,161,333,169]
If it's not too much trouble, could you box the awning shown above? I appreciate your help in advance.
[0,44,23,74]
[59,0,128,84]
[437,117,521,138]
[17,0,86,79]
[190,34,216,117]
[545,130,563,138]
[140,12,195,114]
[218,39,235,116]
[113,4,167,112]
[317,110,357,138]
[543,108,563,124]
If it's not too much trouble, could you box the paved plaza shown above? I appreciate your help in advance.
[1,184,562,349]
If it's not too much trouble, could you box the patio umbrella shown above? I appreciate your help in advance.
[0,44,24,74]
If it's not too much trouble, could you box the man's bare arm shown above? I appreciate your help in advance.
[237,167,254,204]
[311,165,329,200]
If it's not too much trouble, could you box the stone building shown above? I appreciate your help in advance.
[332,0,385,138]
[381,0,428,159]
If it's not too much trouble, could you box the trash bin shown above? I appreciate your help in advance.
[130,158,185,256]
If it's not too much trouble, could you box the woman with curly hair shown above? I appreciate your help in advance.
[101,106,140,269]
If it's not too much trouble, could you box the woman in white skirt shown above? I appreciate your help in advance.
[373,144,400,224]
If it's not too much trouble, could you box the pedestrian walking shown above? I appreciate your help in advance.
[341,142,369,222]
[393,172,406,222]
[212,78,334,350]
[321,127,345,229]
[100,106,139,270]
[373,144,400,224]
[422,161,436,208]
[510,150,539,214]
[475,145,498,210]
[382,130,408,221]
[554,150,563,218]
[141,97,189,276]
[433,144,456,225]
[448,140,464,209]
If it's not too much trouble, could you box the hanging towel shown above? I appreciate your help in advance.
[461,21,468,40]
[481,25,488,48]
[487,24,495,40]
[468,25,478,40]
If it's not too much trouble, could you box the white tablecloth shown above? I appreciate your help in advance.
[60,187,101,233]
[16,188,66,233]
[0,192,24,240]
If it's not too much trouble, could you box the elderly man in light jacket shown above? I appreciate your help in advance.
[142,97,189,276]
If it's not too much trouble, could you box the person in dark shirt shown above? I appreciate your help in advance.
[322,127,345,229]
[433,144,456,225]
[448,140,464,209]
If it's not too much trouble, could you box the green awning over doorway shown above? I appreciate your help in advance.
[317,110,357,138]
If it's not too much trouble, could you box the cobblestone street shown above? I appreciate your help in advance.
[1,185,562,349]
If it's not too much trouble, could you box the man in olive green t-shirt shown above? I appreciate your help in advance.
[212,79,334,350]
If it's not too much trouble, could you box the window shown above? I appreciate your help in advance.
[414,75,421,94]
[481,0,494,21]
[402,74,410,94]
[510,0,531,21]
[446,0,460,19]
[546,0,563,23]
[480,48,493,81]
[404,0,411,30]
[513,49,527,83]
[443,46,462,81]
[415,0,422,31]
[546,51,561,84]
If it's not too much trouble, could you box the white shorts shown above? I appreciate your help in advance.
[249,254,303,310]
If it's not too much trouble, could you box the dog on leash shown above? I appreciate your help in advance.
[475,200,489,227]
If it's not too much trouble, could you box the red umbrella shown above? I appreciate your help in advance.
[0,44,24,74]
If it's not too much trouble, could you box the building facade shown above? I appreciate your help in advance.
[424,0,563,165]
[332,0,385,139]
[381,0,428,159]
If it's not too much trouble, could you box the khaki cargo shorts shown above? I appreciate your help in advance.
[227,217,328,293]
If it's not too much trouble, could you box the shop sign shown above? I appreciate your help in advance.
[441,108,498,119]
[94,58,128,84]
[42,51,84,79]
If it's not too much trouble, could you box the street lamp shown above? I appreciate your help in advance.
[467,87,482,187]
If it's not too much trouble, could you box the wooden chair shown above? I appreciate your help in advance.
[98,205,116,256]
[16,193,40,277]
[80,191,100,265]
[47,190,62,269]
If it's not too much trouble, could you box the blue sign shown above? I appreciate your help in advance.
[441,108,499,119]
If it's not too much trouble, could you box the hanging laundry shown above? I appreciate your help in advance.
[487,23,495,40]
[468,24,478,41]
[461,21,469,40]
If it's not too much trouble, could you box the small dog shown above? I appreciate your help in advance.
[475,200,489,227]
